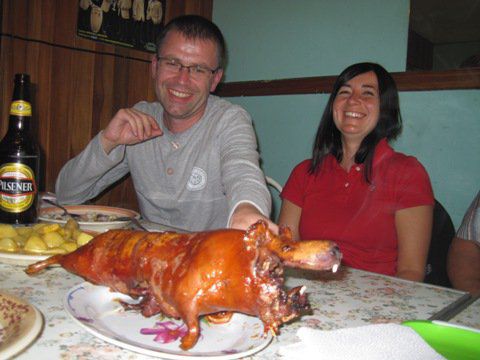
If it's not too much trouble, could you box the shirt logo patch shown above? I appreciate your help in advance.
[187,167,207,191]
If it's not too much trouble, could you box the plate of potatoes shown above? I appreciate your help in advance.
[0,219,97,266]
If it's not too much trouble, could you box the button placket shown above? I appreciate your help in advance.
[160,131,184,192]
[345,165,362,189]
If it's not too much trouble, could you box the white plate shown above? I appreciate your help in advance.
[0,292,43,360]
[64,282,272,359]
[0,251,47,266]
[39,205,140,232]
[0,225,98,266]
[0,223,49,265]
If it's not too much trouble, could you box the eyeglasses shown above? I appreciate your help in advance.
[156,56,218,79]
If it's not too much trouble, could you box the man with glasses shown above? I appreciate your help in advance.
[56,15,276,233]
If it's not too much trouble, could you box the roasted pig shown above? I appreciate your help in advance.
[26,220,341,350]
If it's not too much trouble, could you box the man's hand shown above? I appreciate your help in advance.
[229,203,278,234]
[101,108,163,154]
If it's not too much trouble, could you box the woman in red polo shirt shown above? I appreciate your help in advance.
[279,62,434,281]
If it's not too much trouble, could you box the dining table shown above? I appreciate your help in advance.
[1,254,479,360]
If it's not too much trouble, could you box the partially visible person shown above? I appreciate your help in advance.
[447,191,480,295]
[278,62,434,281]
[56,15,274,232]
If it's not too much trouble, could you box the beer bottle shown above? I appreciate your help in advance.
[0,73,40,224]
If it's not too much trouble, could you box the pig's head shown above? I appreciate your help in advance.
[244,220,342,272]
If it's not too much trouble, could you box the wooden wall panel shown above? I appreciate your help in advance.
[215,68,480,98]
[47,46,73,189]
[0,0,213,212]
[92,50,116,135]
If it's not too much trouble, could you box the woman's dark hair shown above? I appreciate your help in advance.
[156,15,227,69]
[310,62,402,183]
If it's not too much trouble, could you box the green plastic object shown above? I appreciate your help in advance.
[402,320,480,360]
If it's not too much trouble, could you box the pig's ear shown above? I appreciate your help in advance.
[243,220,268,249]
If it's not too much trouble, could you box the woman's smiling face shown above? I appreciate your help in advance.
[332,71,380,142]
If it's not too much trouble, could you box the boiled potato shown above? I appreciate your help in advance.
[70,228,79,238]
[61,241,78,253]
[0,224,18,238]
[43,231,65,248]
[76,232,94,246]
[0,237,18,252]
[57,227,72,241]
[65,218,80,232]
[24,235,48,252]
[0,220,97,255]
[13,235,27,247]
[32,223,48,232]
[16,227,33,236]
[38,223,61,234]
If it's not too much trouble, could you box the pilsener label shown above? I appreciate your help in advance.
[0,163,36,213]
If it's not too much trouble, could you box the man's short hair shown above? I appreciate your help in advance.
[156,15,227,69]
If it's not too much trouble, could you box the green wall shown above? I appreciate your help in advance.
[213,0,479,228]
[215,0,408,81]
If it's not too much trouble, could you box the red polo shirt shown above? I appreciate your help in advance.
[281,139,434,276]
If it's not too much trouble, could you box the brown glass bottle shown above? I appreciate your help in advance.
[0,73,40,224]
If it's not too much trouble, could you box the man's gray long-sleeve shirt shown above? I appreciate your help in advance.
[55,96,271,231]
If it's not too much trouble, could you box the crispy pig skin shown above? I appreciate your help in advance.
[26,220,341,350]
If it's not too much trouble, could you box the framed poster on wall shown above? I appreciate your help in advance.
[77,0,165,53]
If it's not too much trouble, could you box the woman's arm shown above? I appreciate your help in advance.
[395,205,433,281]
[278,199,302,241]
[447,237,480,296]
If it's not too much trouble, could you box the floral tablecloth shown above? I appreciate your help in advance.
[0,263,472,359]
[450,297,480,330]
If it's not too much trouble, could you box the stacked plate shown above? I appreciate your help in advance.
[38,205,140,233]
[0,293,43,359]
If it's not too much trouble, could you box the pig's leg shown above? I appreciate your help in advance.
[179,312,201,350]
